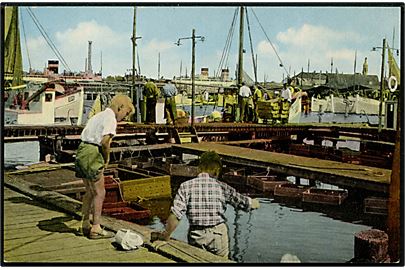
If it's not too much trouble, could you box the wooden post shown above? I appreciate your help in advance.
[237,6,244,86]
[353,229,390,263]
[387,103,400,261]
[191,29,195,127]
[378,38,386,132]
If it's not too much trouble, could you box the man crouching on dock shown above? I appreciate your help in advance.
[75,95,134,239]
[151,151,260,258]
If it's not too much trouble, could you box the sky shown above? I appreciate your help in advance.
[9,2,402,82]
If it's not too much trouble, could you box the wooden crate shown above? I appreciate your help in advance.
[121,175,171,201]
[246,175,289,192]
[274,183,308,199]
[222,171,247,187]
[302,188,348,205]
[364,197,388,215]
[170,163,198,178]
[102,201,151,222]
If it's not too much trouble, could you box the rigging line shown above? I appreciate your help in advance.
[216,8,237,77]
[215,8,238,78]
[26,7,69,70]
[224,9,238,70]
[245,9,257,84]
[20,9,32,71]
[26,7,71,72]
[217,8,238,77]
[250,8,289,77]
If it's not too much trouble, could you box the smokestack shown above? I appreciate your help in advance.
[87,41,93,74]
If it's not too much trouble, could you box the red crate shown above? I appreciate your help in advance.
[274,183,309,199]
[247,175,289,192]
[302,188,348,205]
[102,201,151,222]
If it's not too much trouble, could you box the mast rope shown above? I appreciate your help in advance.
[26,7,72,72]
[20,9,32,72]
[215,8,238,78]
[245,9,257,84]
[250,8,290,77]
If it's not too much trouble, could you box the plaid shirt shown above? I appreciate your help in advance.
[171,173,252,226]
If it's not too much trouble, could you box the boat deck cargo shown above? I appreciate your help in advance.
[247,175,289,192]
[274,183,309,199]
[363,196,388,215]
[302,187,348,205]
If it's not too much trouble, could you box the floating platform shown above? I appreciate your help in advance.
[247,175,289,192]
[302,188,348,205]
[364,196,388,215]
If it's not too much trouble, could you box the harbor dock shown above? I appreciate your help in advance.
[172,142,391,193]
[3,172,233,263]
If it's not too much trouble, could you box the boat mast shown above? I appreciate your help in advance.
[378,38,386,132]
[237,6,244,86]
[158,52,160,79]
[131,6,141,123]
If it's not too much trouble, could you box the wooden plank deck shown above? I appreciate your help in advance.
[172,142,391,193]
[3,187,174,263]
[3,172,234,264]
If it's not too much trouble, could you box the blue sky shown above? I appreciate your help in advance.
[13,3,402,82]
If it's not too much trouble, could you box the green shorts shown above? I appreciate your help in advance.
[75,142,104,181]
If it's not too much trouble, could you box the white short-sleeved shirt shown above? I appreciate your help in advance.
[80,108,117,146]
[239,85,251,97]
[281,87,292,102]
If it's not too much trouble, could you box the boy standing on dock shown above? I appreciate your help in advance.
[151,151,260,258]
[75,95,134,239]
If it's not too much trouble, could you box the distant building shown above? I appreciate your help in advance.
[292,71,379,96]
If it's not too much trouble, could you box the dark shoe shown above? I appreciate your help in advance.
[88,229,115,239]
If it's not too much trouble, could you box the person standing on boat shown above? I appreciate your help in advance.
[238,82,252,123]
[362,57,368,76]
[142,79,160,123]
[75,95,134,239]
[151,151,260,258]
[281,81,293,103]
[252,85,263,123]
[162,80,178,125]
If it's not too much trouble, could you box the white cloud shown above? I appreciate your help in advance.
[24,20,130,75]
[277,24,362,50]
[249,24,374,81]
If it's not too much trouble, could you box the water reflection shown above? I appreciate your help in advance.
[144,176,382,263]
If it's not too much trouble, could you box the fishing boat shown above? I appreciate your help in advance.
[311,94,383,115]
[3,7,86,125]
[4,81,85,125]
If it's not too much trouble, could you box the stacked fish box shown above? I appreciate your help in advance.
[246,175,289,193]
[302,188,348,206]
[274,183,309,200]
[102,174,152,223]
[363,196,388,215]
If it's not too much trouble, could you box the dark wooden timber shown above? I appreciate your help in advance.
[4,123,397,143]
[172,142,391,193]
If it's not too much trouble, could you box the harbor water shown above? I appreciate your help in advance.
[4,140,383,263]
